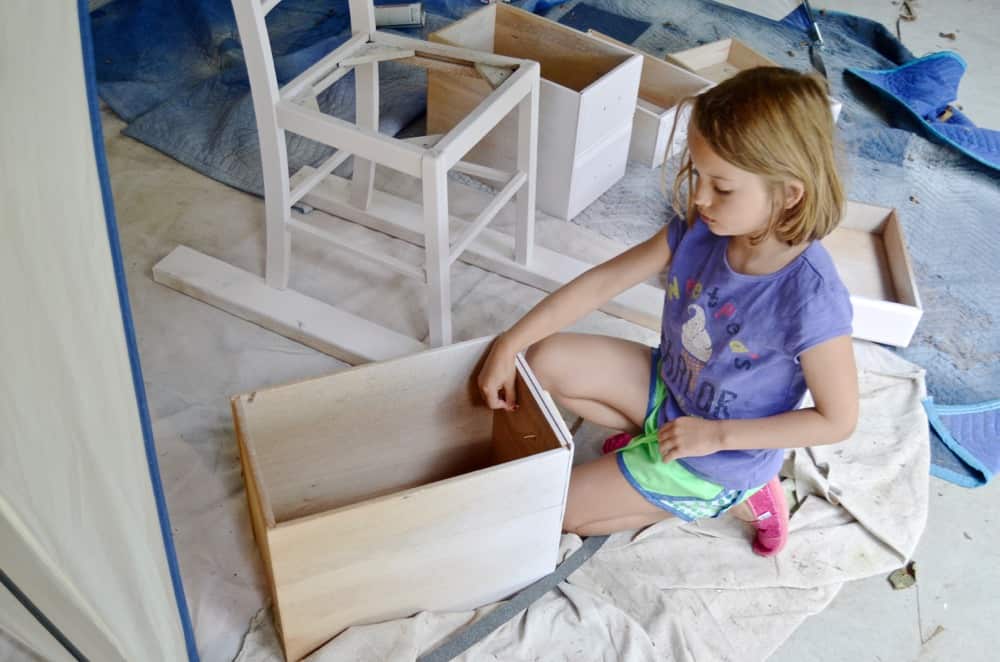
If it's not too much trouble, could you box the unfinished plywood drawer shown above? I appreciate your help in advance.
[666,38,842,122]
[232,337,573,660]
[427,3,641,220]
[588,31,714,168]
[824,201,923,347]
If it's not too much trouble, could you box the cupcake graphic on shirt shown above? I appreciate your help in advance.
[681,304,713,389]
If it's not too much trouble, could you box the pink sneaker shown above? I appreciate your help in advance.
[601,432,633,454]
[745,476,789,557]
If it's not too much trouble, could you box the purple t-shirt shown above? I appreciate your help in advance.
[658,215,853,490]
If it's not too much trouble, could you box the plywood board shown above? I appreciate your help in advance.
[237,337,495,521]
[152,246,425,366]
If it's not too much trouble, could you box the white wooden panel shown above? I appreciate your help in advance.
[574,54,642,155]
[824,203,923,347]
[535,80,583,219]
[587,31,713,168]
[152,246,425,364]
[565,121,632,220]
[850,297,923,348]
[268,451,568,660]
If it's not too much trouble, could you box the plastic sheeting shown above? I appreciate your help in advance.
[0,3,190,660]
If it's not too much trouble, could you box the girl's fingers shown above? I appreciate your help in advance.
[502,376,518,410]
[481,381,506,410]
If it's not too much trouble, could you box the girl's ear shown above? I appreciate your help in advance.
[784,179,805,210]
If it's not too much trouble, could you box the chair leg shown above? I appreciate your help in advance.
[422,157,452,347]
[513,79,538,267]
[351,61,378,210]
[261,128,291,289]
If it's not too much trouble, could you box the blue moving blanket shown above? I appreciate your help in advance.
[925,398,1000,487]
[847,52,1000,172]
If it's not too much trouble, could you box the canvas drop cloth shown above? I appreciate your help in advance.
[233,342,930,662]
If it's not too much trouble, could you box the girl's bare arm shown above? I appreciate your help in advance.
[479,226,673,409]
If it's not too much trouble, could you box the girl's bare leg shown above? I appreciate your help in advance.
[526,332,653,431]
[526,333,672,534]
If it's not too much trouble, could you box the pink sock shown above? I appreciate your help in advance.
[601,432,633,454]
[745,476,789,557]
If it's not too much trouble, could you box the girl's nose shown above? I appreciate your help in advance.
[692,178,711,208]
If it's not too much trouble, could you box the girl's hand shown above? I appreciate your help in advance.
[478,336,519,411]
[657,417,724,463]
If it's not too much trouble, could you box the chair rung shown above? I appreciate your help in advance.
[290,150,352,205]
[288,214,425,281]
[452,161,513,183]
[448,170,527,265]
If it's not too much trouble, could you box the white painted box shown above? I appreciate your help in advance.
[667,38,842,122]
[824,201,923,347]
[427,3,642,220]
[588,31,714,168]
[232,337,574,660]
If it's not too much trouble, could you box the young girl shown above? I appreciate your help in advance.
[477,67,859,556]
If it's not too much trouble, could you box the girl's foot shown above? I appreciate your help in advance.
[601,432,633,454]
[744,476,789,557]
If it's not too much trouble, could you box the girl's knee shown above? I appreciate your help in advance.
[524,333,570,391]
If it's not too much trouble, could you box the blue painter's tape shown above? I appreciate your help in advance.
[77,1,200,659]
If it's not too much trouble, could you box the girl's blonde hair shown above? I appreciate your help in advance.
[663,67,843,245]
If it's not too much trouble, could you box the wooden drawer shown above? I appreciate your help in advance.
[588,31,714,168]
[232,336,574,660]
[427,3,642,219]
[667,38,842,122]
[824,202,923,347]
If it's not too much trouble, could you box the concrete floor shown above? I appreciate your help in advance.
[769,5,999,661]
[820,0,1000,129]
[3,1,997,661]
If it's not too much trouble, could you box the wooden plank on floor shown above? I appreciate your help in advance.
[298,169,663,330]
[152,246,425,365]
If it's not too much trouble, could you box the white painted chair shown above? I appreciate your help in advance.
[230,0,539,348]
[154,2,666,365]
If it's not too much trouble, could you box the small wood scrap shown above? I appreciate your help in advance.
[937,105,955,122]
[939,31,957,40]
[475,63,515,89]
[888,560,917,589]
[922,624,946,646]
[896,0,917,40]
[402,51,483,79]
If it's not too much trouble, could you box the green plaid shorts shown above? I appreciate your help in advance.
[614,349,763,522]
